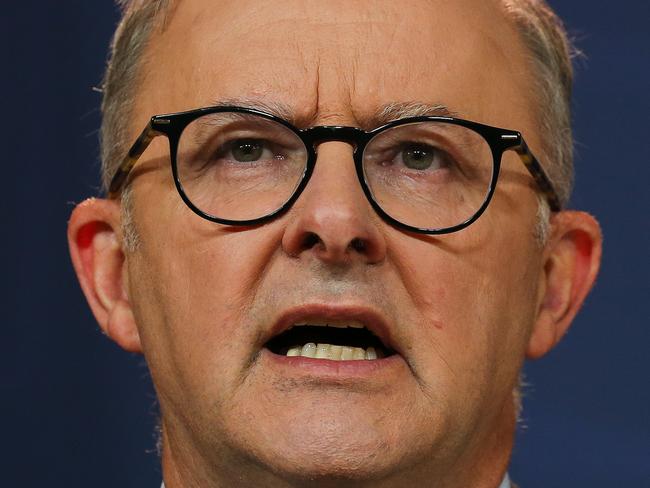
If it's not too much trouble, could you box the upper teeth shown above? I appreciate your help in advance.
[280,322,382,360]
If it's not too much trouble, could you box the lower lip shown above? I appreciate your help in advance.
[261,348,406,380]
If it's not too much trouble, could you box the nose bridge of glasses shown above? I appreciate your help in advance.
[301,126,368,153]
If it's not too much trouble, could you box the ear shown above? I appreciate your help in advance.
[526,210,602,359]
[67,198,142,353]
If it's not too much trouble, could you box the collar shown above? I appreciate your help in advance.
[499,473,512,488]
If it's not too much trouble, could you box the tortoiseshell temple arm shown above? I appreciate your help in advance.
[108,121,163,198]
[515,138,562,212]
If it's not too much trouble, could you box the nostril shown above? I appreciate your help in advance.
[296,232,368,256]
[302,232,321,250]
[350,238,366,253]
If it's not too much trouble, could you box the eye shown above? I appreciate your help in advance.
[397,143,449,171]
[228,138,269,163]
[401,144,435,170]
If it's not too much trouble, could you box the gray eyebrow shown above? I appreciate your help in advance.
[208,97,459,128]
[373,102,459,125]
[209,96,296,123]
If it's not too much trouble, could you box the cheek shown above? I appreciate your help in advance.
[390,220,540,390]
[125,185,282,403]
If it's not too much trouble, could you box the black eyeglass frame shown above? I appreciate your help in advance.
[108,106,561,235]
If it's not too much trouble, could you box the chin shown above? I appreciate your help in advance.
[258,448,402,487]
[234,411,430,487]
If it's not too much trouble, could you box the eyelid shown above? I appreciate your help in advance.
[215,138,281,161]
[366,138,446,161]
[191,133,298,167]
[373,131,454,150]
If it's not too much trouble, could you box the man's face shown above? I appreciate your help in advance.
[127,0,545,484]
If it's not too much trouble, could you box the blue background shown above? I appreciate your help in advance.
[2,2,648,486]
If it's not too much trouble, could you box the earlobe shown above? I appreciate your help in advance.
[68,198,143,354]
[527,211,602,359]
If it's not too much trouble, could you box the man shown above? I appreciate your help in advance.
[67,0,602,486]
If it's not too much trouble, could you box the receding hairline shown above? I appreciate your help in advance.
[117,0,537,129]
[103,0,576,206]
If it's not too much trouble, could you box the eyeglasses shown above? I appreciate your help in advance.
[109,106,561,234]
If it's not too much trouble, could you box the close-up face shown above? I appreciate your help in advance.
[92,0,586,486]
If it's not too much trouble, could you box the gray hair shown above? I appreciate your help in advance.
[100,0,575,240]
[501,0,577,206]
[100,0,171,192]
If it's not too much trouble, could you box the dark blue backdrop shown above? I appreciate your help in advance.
[3,2,649,486]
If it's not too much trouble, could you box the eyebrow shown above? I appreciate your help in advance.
[210,96,297,123]
[208,97,460,128]
[373,102,459,125]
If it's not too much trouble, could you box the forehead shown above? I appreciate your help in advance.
[139,0,534,130]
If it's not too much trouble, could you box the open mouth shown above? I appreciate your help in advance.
[265,322,396,361]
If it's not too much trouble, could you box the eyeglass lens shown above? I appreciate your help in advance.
[177,112,308,221]
[362,122,493,230]
[176,112,494,230]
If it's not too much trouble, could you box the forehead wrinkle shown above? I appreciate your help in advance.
[207,96,464,131]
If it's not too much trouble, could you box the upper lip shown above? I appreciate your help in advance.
[264,302,399,355]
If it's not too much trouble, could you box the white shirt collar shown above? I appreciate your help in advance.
[499,473,512,488]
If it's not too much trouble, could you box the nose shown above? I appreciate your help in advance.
[281,142,387,265]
